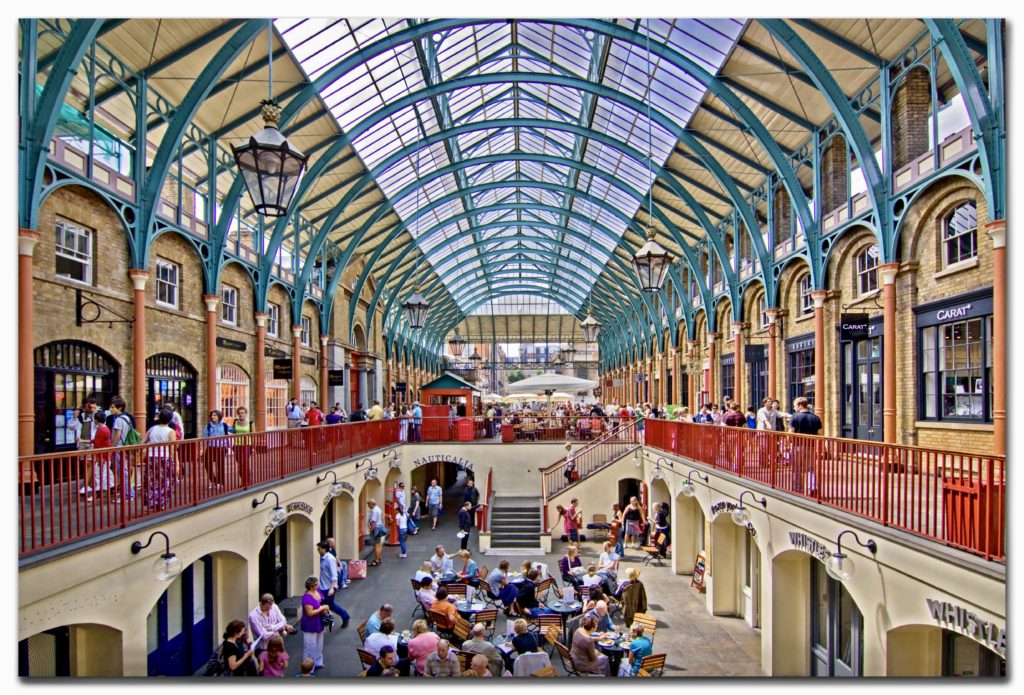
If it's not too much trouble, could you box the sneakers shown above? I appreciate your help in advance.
[399,554,407,558]
[342,581,351,589]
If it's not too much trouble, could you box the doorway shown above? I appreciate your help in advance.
[840,328,883,442]
[747,345,767,410]
[19,626,70,676]
[810,557,863,676]
[259,524,289,601]
[146,556,214,676]
[146,353,197,438]
[742,532,761,628]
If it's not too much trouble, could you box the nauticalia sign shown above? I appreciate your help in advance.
[926,599,1006,658]
[413,455,473,469]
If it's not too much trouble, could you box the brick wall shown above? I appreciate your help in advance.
[891,66,931,170]
[821,134,848,214]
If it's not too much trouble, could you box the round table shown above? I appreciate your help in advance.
[491,635,517,672]
[453,600,486,620]
[545,600,583,633]
[433,571,458,585]
[595,632,632,677]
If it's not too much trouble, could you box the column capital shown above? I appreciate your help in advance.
[985,220,1006,249]
[291,325,303,339]
[18,229,40,257]
[706,332,718,345]
[879,262,900,286]
[254,312,267,327]
[203,294,219,312]
[128,269,150,291]
[320,335,329,348]
[811,290,827,309]
[764,308,780,324]
[731,321,748,336]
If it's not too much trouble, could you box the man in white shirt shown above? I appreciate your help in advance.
[756,397,778,431]
[426,479,443,530]
[248,593,296,651]
[285,398,303,428]
[429,545,453,573]
[367,499,385,566]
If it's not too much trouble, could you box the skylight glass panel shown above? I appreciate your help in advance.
[470,297,570,316]
[438,23,512,79]
[518,22,592,77]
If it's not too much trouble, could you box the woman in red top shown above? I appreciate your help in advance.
[89,411,113,501]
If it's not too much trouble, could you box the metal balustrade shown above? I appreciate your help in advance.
[644,419,1005,563]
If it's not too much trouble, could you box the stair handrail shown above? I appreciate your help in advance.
[540,419,640,506]
[538,419,637,476]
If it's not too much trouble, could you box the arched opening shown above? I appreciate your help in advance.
[319,492,358,560]
[143,555,215,676]
[359,477,384,554]
[33,340,119,454]
[19,623,123,677]
[146,353,198,438]
[286,513,316,600]
[216,362,250,426]
[709,514,747,618]
[264,369,288,430]
[300,375,317,407]
[672,492,705,575]
[886,624,1005,677]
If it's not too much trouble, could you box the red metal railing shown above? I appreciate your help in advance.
[19,420,400,558]
[540,420,640,529]
[412,415,627,442]
[644,419,1005,563]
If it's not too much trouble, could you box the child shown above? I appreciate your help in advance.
[746,407,757,428]
[88,412,113,501]
[296,657,315,677]
[258,635,288,677]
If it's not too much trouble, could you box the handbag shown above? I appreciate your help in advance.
[456,530,468,540]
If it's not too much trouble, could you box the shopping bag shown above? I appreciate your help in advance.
[348,559,368,580]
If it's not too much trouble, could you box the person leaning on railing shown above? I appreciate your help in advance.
[142,409,178,511]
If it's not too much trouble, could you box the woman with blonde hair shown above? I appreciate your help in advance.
[456,549,480,587]
[617,567,648,627]
[510,618,540,655]
[406,618,440,674]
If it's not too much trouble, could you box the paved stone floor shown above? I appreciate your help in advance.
[280,473,764,677]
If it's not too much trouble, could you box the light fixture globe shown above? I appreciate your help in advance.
[448,329,467,356]
[328,482,343,498]
[268,506,286,529]
[580,314,602,343]
[825,553,855,582]
[731,505,751,527]
[633,451,641,468]
[652,466,664,481]
[632,227,674,292]
[681,480,696,497]
[153,553,184,581]
[403,288,430,329]
[469,350,482,364]
[232,101,309,218]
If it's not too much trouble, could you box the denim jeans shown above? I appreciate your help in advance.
[614,526,625,556]
[339,561,349,585]
[398,529,408,555]
[320,589,350,622]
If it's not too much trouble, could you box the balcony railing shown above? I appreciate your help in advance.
[409,416,629,443]
[19,420,400,558]
[645,419,1005,563]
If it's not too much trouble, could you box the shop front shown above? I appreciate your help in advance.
[837,316,882,441]
[147,353,197,438]
[786,334,816,410]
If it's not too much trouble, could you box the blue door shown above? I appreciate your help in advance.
[147,556,214,676]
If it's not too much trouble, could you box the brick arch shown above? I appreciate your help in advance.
[741,278,768,327]
[777,256,812,307]
[902,178,985,263]
[38,180,133,238]
[824,224,880,296]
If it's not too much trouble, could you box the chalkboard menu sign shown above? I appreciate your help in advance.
[690,551,706,592]
[273,359,292,380]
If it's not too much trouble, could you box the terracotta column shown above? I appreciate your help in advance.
[204,295,219,416]
[811,290,828,429]
[987,220,1006,455]
[254,313,267,431]
[672,347,681,404]
[129,270,150,428]
[732,322,745,408]
[880,265,899,443]
[19,229,40,456]
[687,340,696,408]
[320,336,329,409]
[291,325,302,402]
[646,358,654,404]
[706,333,717,405]
[765,310,779,400]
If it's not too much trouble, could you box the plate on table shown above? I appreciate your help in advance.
[598,639,615,647]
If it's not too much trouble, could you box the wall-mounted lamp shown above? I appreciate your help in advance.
[252,491,286,529]
[385,449,401,469]
[356,458,379,480]
[130,530,183,581]
[826,530,878,583]
[680,469,710,497]
[316,470,344,499]
[632,450,641,468]
[731,490,768,527]
[652,457,675,481]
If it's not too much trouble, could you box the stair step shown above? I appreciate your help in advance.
[492,531,541,538]
[492,507,540,513]
[490,541,542,548]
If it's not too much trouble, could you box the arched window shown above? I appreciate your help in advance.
[856,244,880,296]
[265,372,288,430]
[300,375,317,406]
[944,200,978,267]
[216,364,249,425]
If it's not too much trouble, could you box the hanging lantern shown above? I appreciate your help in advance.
[403,287,429,329]
[448,329,467,356]
[632,226,674,292]
[580,314,602,343]
[232,100,309,218]
[469,350,482,365]
[561,343,577,363]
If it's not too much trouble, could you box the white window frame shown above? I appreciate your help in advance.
[54,218,93,285]
[267,303,280,337]
[759,295,770,329]
[799,275,814,316]
[155,259,180,309]
[856,244,880,297]
[944,201,978,268]
[301,316,311,347]
[221,285,238,325]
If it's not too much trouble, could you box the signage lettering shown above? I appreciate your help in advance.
[936,303,973,322]
[839,313,869,341]
[300,356,317,366]
[340,481,354,492]
[412,454,473,470]
[216,337,247,351]
[710,501,756,537]
[788,531,832,561]
[265,347,287,359]
[328,369,345,386]
[272,359,292,380]
[287,501,314,514]
[395,381,407,393]
[926,598,1006,658]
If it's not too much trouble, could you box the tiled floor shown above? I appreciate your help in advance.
[281,473,764,677]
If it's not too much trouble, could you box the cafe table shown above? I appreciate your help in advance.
[545,599,583,633]
[594,631,632,677]
[453,600,487,620]
[432,570,458,585]
[491,635,517,672]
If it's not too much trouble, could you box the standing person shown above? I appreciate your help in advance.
[316,541,351,627]
[305,401,324,427]
[653,502,671,558]
[773,399,791,431]
[789,397,823,494]
[76,397,100,495]
[107,396,137,503]
[565,498,582,543]
[300,576,330,671]
[248,593,296,652]
[409,485,423,535]
[723,402,746,427]
[411,401,423,443]
[463,477,480,517]
[348,403,367,422]
[457,502,473,551]
[221,620,260,677]
[426,478,443,530]
[367,499,386,566]
[325,537,350,589]
[367,400,384,420]
[142,409,177,510]
[285,398,303,429]
[258,635,289,677]
[201,410,232,489]
[622,496,646,550]
[399,406,410,442]
[86,411,113,501]
[394,503,409,559]
[325,405,343,425]
[163,401,185,439]
[746,406,758,428]
[231,406,252,487]
[610,502,625,556]
[756,397,778,431]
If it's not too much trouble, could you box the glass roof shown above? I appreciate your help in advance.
[277,18,744,313]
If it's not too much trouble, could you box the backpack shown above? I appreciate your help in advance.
[202,644,228,677]
[112,413,142,446]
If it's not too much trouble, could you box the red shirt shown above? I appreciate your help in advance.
[306,408,324,426]
[619,407,630,420]
[723,411,746,427]
[92,424,111,449]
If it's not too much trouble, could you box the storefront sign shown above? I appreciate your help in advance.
[744,344,765,362]
[216,337,247,351]
[787,334,815,353]
[287,501,314,515]
[328,369,345,386]
[300,356,317,366]
[926,599,1006,658]
[914,290,994,329]
[340,481,354,492]
[710,501,756,537]
[839,313,869,340]
[412,454,473,470]
[788,531,832,561]
[265,347,287,359]
[395,381,407,393]
[272,359,292,379]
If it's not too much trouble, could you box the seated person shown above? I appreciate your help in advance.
[430,587,458,629]
[414,561,435,585]
[430,545,454,574]
[461,653,493,678]
[406,619,440,674]
[485,560,519,607]
[583,600,614,633]
[580,564,604,591]
[510,618,540,655]
[513,568,555,616]
[363,618,399,662]
[417,577,437,613]
[583,586,620,616]
[424,639,460,677]
[456,549,480,587]
[365,604,394,639]
[558,545,584,588]
[597,541,620,580]
[365,645,397,677]
[570,615,610,676]
[460,623,504,677]
[617,625,653,677]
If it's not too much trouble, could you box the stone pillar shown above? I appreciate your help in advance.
[732,322,745,408]
[687,340,697,408]
[765,310,780,400]
[204,295,219,416]
[880,264,899,443]
[291,325,302,402]
[129,270,150,429]
[987,221,1006,455]
[19,229,39,457]
[320,336,329,409]
[254,313,267,431]
[706,333,718,405]
[672,347,681,404]
[811,291,827,428]
[646,359,654,404]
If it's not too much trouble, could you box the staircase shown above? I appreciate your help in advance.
[486,496,544,555]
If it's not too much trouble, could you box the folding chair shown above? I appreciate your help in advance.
[477,578,500,608]
[446,583,468,598]
[474,608,499,638]
[641,533,668,566]
[356,648,377,671]
[530,665,557,677]
[536,613,562,639]
[543,624,562,657]
[631,613,657,642]
[428,609,455,639]
[452,649,473,672]
[638,653,667,677]
[553,641,582,677]
[356,620,368,644]
[452,615,472,646]
[411,578,426,618]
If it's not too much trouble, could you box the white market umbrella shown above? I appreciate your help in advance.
[505,372,597,412]
[481,393,504,403]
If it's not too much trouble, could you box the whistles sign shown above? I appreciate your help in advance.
[926,599,1006,658]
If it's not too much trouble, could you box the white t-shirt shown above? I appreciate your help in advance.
[598,551,619,571]
[580,573,603,588]
[395,512,408,531]
[395,489,407,508]
[367,506,384,532]
[363,632,398,658]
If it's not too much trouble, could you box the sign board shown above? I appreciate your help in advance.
[265,346,287,359]
[839,313,870,340]
[300,356,317,366]
[328,369,345,386]
[690,551,706,592]
[926,599,1006,657]
[273,359,292,380]
[395,381,408,393]
[216,337,247,351]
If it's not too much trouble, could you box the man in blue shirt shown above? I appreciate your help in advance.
[316,541,350,627]
[584,600,614,632]
[411,401,423,442]
[426,478,443,530]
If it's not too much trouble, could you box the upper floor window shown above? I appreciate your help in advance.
[856,244,880,296]
[799,275,814,316]
[944,200,978,267]
[221,285,238,325]
[301,316,311,346]
[54,218,93,284]
[267,303,280,337]
[155,259,180,309]
[759,295,770,329]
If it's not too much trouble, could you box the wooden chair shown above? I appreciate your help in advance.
[452,616,472,646]
[535,577,553,603]
[474,608,499,637]
[356,647,377,671]
[356,620,368,644]
[446,582,468,598]
[451,649,473,672]
[477,578,500,608]
[411,578,426,618]
[428,609,455,638]
[638,653,667,677]
[641,533,668,566]
[543,625,562,657]
[636,668,652,677]
[531,665,557,677]
[632,612,657,635]
[586,513,610,541]
[536,614,562,638]
[553,640,582,677]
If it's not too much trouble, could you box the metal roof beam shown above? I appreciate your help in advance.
[789,19,884,67]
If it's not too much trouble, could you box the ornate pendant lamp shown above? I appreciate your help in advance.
[403,286,430,329]
[232,21,308,217]
[448,328,467,356]
[561,343,577,364]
